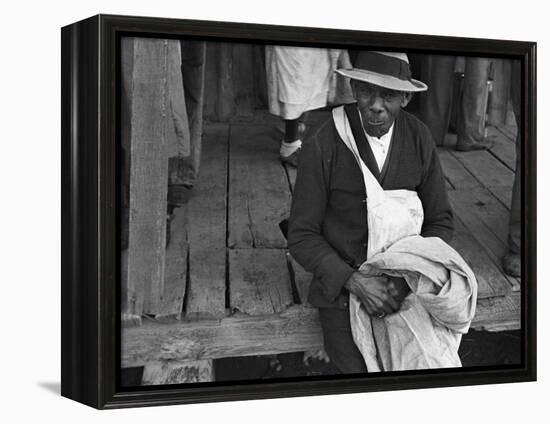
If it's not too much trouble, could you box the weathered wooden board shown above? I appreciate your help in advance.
[449,149,514,206]
[490,185,513,210]
[288,253,313,307]
[122,305,323,366]
[125,38,175,316]
[449,189,520,292]
[438,148,480,190]
[158,206,188,318]
[229,248,294,315]
[228,125,291,248]
[185,126,229,320]
[142,360,214,384]
[450,217,510,298]
[487,126,516,171]
[471,293,521,332]
[122,293,520,367]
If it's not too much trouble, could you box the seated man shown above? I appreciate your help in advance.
[288,51,454,374]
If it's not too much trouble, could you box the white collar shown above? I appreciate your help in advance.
[355,107,395,145]
[364,124,394,147]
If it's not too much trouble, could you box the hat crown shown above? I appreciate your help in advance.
[354,51,412,82]
[335,50,428,92]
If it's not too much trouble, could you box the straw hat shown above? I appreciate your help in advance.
[336,51,428,92]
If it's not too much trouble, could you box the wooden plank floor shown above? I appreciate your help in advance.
[163,114,520,330]
[123,114,522,367]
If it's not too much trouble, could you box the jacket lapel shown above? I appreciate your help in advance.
[344,104,381,181]
[379,113,403,188]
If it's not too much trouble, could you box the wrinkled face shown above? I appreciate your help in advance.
[352,81,412,138]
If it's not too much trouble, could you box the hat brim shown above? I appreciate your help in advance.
[336,68,428,92]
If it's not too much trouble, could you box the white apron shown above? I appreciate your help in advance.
[332,106,477,371]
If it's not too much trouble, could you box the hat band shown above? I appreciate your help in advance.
[355,52,412,82]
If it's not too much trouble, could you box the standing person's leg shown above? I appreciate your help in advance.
[280,113,308,166]
[503,61,521,277]
[456,57,493,151]
[419,55,456,146]
[318,307,367,374]
[168,40,207,206]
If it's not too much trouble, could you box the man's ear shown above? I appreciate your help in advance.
[401,92,413,108]
[350,80,357,99]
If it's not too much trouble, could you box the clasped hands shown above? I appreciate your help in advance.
[344,271,410,318]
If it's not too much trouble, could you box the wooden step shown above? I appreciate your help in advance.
[122,305,323,367]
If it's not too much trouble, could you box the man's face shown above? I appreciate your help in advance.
[352,81,411,138]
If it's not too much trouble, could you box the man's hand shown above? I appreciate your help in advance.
[344,272,399,316]
[387,276,411,304]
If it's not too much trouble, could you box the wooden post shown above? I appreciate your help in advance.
[123,38,185,318]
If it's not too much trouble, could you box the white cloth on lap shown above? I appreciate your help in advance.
[352,236,478,371]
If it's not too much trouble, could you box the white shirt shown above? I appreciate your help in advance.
[365,124,394,172]
[356,109,394,172]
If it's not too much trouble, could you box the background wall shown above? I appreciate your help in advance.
[1,0,546,422]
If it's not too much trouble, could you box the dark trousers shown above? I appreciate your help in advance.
[318,307,367,374]
[418,55,456,146]
[457,57,493,147]
[169,40,207,188]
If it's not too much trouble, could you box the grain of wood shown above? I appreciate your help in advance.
[122,305,323,366]
[228,125,291,248]
[496,123,517,142]
[487,126,516,171]
[451,188,510,246]
[185,126,228,319]
[438,148,480,189]
[158,206,188,318]
[229,248,294,315]
[490,185,513,210]
[122,293,520,366]
[449,149,514,205]
[141,360,214,384]
[471,293,520,331]
[450,217,509,298]
[125,38,173,316]
[449,189,520,292]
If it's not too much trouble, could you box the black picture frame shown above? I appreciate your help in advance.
[61,14,537,409]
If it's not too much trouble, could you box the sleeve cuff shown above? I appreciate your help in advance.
[315,254,355,303]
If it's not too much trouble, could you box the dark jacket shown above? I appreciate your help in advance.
[288,104,454,308]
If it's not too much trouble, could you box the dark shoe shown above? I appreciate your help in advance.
[502,252,520,278]
[455,138,493,152]
[168,184,193,207]
[280,148,301,167]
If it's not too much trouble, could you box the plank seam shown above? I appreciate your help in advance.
[448,149,513,211]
